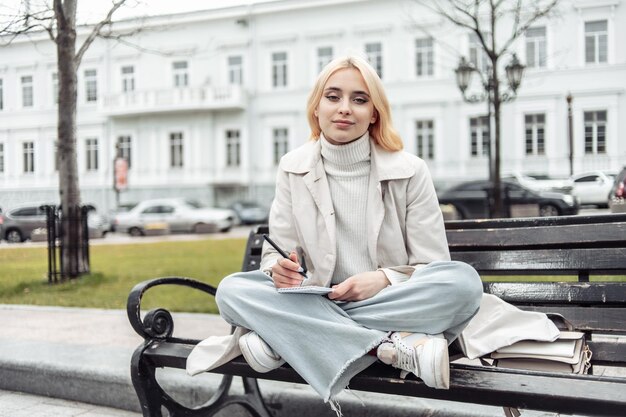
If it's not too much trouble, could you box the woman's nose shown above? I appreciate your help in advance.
[338,100,351,115]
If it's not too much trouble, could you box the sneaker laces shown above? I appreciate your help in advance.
[390,334,421,377]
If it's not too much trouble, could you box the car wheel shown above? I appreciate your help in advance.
[220,226,232,233]
[5,229,23,243]
[450,205,466,220]
[539,204,560,217]
[129,227,144,237]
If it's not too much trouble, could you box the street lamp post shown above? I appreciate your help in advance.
[455,54,525,218]
[567,93,574,176]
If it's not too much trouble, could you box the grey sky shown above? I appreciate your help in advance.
[0,0,276,24]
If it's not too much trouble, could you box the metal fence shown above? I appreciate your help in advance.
[41,204,92,283]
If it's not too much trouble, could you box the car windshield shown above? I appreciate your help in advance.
[184,200,204,209]
[237,202,259,208]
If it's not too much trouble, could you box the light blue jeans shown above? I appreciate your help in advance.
[216,261,482,402]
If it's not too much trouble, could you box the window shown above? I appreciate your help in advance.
[415,38,434,77]
[365,42,383,78]
[228,56,243,85]
[51,72,58,104]
[169,132,184,167]
[317,46,333,73]
[525,27,547,68]
[469,116,489,157]
[584,111,607,154]
[524,114,545,155]
[469,33,490,73]
[22,75,34,108]
[121,66,135,92]
[0,78,3,110]
[273,128,289,165]
[0,143,4,173]
[226,129,241,167]
[116,135,132,168]
[574,174,601,184]
[173,61,188,87]
[85,138,98,171]
[585,20,608,64]
[23,141,34,173]
[142,205,174,215]
[415,120,434,159]
[271,52,288,88]
[84,69,97,102]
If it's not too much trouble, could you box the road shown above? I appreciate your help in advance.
[0,207,611,249]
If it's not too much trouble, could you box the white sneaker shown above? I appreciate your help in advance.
[377,332,449,389]
[239,331,285,373]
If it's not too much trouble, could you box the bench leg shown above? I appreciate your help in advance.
[196,375,273,417]
[131,343,274,417]
[131,343,169,417]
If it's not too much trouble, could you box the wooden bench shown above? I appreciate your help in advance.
[127,213,626,416]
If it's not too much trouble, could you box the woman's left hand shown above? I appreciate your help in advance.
[328,270,390,301]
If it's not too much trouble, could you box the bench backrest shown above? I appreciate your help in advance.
[242,215,626,367]
[446,213,626,280]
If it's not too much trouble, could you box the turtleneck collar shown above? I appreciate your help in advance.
[320,131,371,166]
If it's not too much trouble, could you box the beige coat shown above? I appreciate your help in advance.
[260,138,451,286]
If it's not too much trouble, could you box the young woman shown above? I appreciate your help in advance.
[205,55,482,410]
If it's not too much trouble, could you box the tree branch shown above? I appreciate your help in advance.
[75,0,127,66]
[498,0,558,55]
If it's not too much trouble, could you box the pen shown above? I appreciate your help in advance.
[262,234,308,278]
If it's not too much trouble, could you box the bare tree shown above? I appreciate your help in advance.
[1,0,129,280]
[420,0,559,217]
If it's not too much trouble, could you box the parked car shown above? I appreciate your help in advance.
[438,179,579,220]
[107,203,138,232]
[1,203,108,243]
[113,198,237,236]
[609,166,626,213]
[569,171,616,207]
[229,201,269,225]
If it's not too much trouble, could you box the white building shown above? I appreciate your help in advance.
[0,0,625,213]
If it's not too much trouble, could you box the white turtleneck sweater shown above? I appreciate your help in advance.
[320,133,378,284]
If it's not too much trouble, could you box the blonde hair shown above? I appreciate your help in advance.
[306,55,403,152]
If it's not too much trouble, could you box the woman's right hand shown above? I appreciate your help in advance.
[271,251,305,288]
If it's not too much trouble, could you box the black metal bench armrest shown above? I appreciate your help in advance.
[126,276,217,341]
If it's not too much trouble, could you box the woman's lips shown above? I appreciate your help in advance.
[333,120,354,128]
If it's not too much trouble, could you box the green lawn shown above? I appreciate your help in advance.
[0,238,247,314]
[1,239,624,314]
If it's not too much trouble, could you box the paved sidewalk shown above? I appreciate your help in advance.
[0,390,140,417]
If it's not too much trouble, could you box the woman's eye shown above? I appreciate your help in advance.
[325,95,340,101]
[353,97,368,104]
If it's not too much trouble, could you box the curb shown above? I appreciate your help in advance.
[0,356,506,417]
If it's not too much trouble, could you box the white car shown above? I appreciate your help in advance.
[569,171,616,207]
[113,198,236,236]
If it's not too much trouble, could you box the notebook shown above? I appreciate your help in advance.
[277,286,333,295]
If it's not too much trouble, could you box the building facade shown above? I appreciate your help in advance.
[0,0,625,212]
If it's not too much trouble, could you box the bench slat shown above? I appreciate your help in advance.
[144,342,626,416]
[445,214,626,229]
[452,248,626,274]
[483,282,626,305]
[519,306,626,333]
[587,340,626,367]
[447,222,626,249]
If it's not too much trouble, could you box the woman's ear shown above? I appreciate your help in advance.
[314,108,319,117]
[371,110,378,124]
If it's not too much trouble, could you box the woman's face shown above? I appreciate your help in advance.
[315,68,377,145]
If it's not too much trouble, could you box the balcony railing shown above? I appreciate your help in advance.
[102,85,246,116]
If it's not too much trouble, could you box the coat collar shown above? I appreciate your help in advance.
[280,135,415,182]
